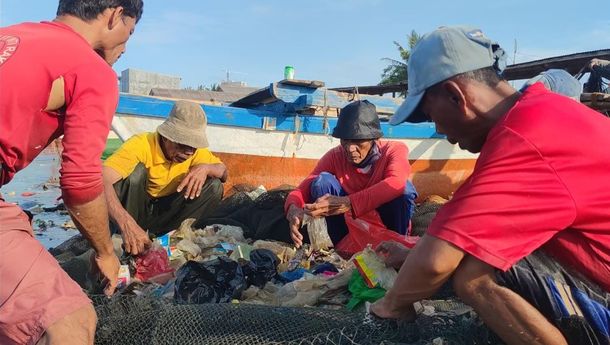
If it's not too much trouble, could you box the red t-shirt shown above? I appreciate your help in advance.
[285,140,411,218]
[0,21,118,205]
[429,83,610,291]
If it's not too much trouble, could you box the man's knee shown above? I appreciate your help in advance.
[311,172,342,199]
[42,304,97,345]
[113,163,147,193]
[81,304,97,335]
[202,178,223,201]
[452,256,498,305]
[126,163,147,185]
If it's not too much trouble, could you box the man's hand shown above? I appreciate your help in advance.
[375,241,410,270]
[119,217,152,255]
[177,164,209,200]
[94,252,121,296]
[286,204,305,248]
[370,296,417,320]
[304,194,351,217]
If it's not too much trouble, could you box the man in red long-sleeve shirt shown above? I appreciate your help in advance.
[0,1,142,344]
[285,100,417,249]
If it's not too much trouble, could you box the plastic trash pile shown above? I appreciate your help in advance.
[53,195,454,313]
[119,219,348,307]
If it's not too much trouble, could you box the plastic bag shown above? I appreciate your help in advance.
[173,218,197,241]
[176,238,201,259]
[303,214,333,251]
[174,257,246,304]
[229,243,253,261]
[241,282,279,305]
[214,224,246,242]
[336,211,419,256]
[352,246,397,290]
[252,240,296,264]
[346,270,386,310]
[275,275,328,307]
[245,249,279,288]
[134,244,174,283]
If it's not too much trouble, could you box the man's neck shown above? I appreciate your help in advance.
[158,135,171,161]
[484,82,521,122]
[54,15,101,49]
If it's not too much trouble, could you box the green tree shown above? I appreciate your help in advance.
[379,30,422,91]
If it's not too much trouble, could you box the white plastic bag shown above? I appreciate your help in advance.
[302,214,333,251]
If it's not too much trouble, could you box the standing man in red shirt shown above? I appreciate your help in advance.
[372,26,610,345]
[0,1,143,344]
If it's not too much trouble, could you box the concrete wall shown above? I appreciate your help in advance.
[120,69,181,95]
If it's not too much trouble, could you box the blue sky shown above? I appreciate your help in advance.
[1,0,609,88]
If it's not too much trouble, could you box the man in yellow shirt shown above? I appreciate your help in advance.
[103,100,227,254]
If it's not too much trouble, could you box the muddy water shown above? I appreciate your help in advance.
[1,154,77,249]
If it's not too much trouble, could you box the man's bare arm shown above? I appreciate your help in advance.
[66,192,119,295]
[103,166,132,226]
[370,234,465,319]
[203,163,227,182]
[102,166,151,254]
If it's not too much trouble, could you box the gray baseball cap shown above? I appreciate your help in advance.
[390,26,506,125]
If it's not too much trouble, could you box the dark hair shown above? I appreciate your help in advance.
[57,0,143,23]
[453,66,505,88]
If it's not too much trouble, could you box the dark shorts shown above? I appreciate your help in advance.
[496,251,610,345]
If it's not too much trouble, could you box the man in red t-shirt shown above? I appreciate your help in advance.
[371,26,610,345]
[0,1,142,344]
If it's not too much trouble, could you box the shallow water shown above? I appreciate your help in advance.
[1,154,77,249]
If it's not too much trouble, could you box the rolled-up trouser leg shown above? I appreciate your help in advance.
[496,251,610,345]
[310,172,349,245]
[148,178,224,236]
[110,163,151,233]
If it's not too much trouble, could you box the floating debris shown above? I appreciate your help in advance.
[61,220,76,230]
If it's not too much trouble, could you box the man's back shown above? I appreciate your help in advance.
[0,21,118,203]
[430,83,610,290]
[503,84,610,288]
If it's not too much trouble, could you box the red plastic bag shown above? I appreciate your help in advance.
[135,246,174,283]
[336,211,419,256]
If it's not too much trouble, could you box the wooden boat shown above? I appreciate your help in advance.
[106,49,610,200]
[110,80,477,200]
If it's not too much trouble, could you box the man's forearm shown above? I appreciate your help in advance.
[103,180,133,229]
[204,163,227,182]
[67,192,114,256]
[383,235,464,314]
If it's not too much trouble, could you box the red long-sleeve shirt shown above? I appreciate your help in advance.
[285,140,411,217]
[0,21,118,205]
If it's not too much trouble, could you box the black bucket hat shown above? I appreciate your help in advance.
[332,100,383,140]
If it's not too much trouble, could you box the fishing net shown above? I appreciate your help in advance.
[194,187,294,243]
[92,295,502,345]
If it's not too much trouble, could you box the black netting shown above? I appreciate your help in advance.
[194,188,294,243]
[92,295,503,345]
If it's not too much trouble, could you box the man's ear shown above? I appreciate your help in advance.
[107,7,125,31]
[441,80,469,115]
